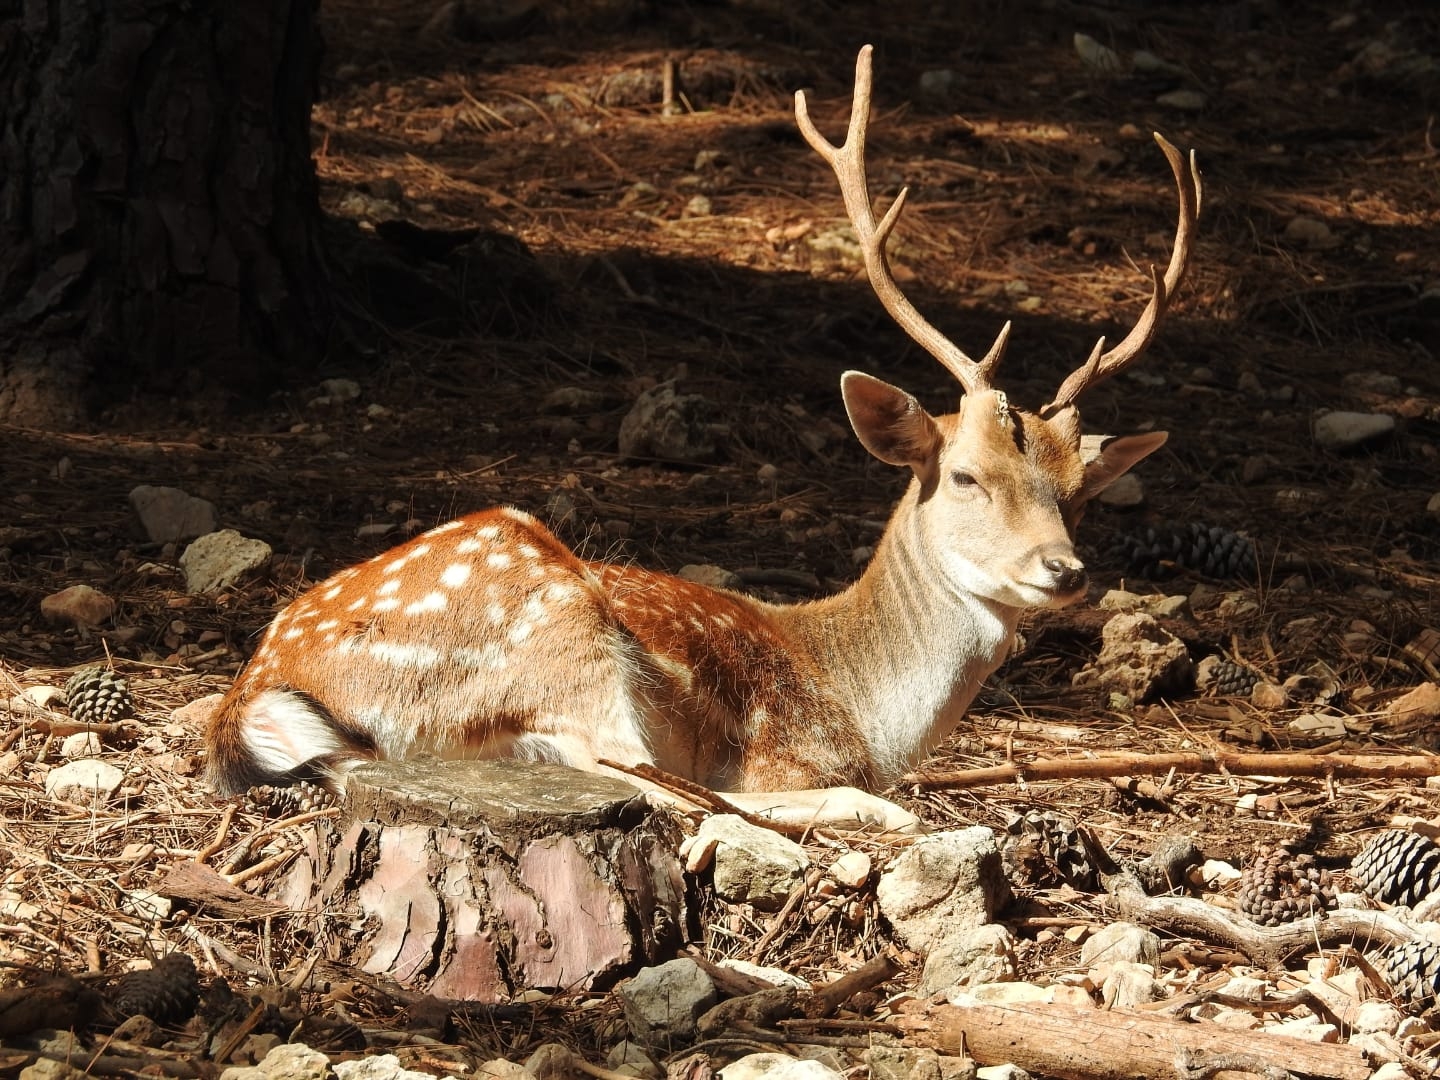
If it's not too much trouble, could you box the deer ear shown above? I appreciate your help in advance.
[1078,431,1168,501]
[841,371,943,473]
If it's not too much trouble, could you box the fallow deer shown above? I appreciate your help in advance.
[206,45,1200,833]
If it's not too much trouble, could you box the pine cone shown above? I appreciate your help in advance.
[1351,829,1440,906]
[63,667,134,725]
[1380,940,1440,1011]
[1210,659,1262,698]
[246,780,339,815]
[1236,845,1335,926]
[1113,522,1257,582]
[1002,810,1096,891]
[112,953,200,1024]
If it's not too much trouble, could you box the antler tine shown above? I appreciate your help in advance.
[796,45,1002,396]
[1043,134,1202,416]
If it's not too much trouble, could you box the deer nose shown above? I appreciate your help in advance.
[1042,555,1087,594]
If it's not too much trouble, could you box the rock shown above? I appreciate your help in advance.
[20,1060,86,1080]
[1352,999,1404,1034]
[334,1055,436,1080]
[695,815,808,910]
[45,759,125,804]
[715,959,809,990]
[719,1053,843,1080]
[218,1041,331,1080]
[963,982,1052,1006]
[876,827,1011,952]
[539,387,608,414]
[1384,684,1440,724]
[1096,590,1190,619]
[606,1040,660,1078]
[867,1045,947,1080]
[828,851,872,889]
[617,958,718,1048]
[1342,371,1403,396]
[976,1065,1031,1080]
[917,69,957,99]
[1288,713,1348,740]
[1240,454,1274,484]
[1095,473,1145,508]
[1099,960,1162,1007]
[1250,681,1288,709]
[179,530,273,594]
[1073,33,1124,74]
[60,732,102,759]
[476,1061,527,1079]
[918,923,1017,997]
[524,1043,581,1079]
[129,485,219,544]
[1071,612,1193,702]
[698,986,799,1037]
[1282,216,1338,250]
[678,564,744,591]
[317,378,361,402]
[1312,410,1395,450]
[40,585,115,629]
[1080,922,1160,970]
[1428,492,1440,516]
[1155,89,1207,111]
[617,383,720,464]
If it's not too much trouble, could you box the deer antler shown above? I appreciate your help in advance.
[796,44,1008,396]
[1042,134,1202,415]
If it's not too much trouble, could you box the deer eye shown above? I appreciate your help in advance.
[951,470,978,488]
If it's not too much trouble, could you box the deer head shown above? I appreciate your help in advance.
[797,45,1199,609]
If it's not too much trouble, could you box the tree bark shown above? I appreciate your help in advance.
[268,759,692,1002]
[0,0,329,426]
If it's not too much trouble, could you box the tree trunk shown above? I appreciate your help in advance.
[0,0,330,426]
[268,760,692,1002]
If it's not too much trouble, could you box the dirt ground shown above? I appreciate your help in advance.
[1,0,1438,1073]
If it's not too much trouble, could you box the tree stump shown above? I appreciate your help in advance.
[269,760,690,1001]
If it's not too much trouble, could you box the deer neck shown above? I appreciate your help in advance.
[767,484,1023,784]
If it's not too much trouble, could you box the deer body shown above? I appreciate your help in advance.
[205,46,1200,831]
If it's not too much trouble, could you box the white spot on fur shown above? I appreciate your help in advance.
[347,597,367,612]
[486,602,507,624]
[322,584,343,601]
[377,578,402,596]
[317,619,338,631]
[429,520,464,535]
[508,621,534,645]
[372,597,401,613]
[486,551,512,570]
[404,591,447,616]
[370,641,441,668]
[283,627,305,640]
[440,563,472,588]
[502,508,536,525]
[456,538,483,554]
[518,544,540,559]
[477,525,501,540]
[453,643,509,671]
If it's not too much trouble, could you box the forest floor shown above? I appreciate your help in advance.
[1,0,1439,1076]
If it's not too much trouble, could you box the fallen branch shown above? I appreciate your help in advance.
[1102,876,1416,968]
[895,998,1371,1080]
[904,749,1440,789]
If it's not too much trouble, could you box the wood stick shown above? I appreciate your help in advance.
[904,749,1440,789]
[804,951,900,1019]
[895,999,1370,1080]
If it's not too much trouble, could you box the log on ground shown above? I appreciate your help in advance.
[268,759,690,1001]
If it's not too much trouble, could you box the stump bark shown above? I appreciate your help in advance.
[269,759,690,1001]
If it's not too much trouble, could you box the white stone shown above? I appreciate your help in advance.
[715,959,809,990]
[179,530,273,595]
[976,1066,1031,1080]
[695,815,808,911]
[1156,89,1207,111]
[60,732,102,759]
[40,585,115,629]
[129,485,219,544]
[1096,473,1145,508]
[45,759,124,804]
[828,851,872,889]
[877,828,1010,952]
[719,1053,843,1080]
[1100,960,1161,1007]
[919,923,1017,996]
[1080,921,1160,969]
[1312,410,1395,450]
[1282,216,1338,250]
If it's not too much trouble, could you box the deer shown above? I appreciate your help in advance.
[205,45,1200,835]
